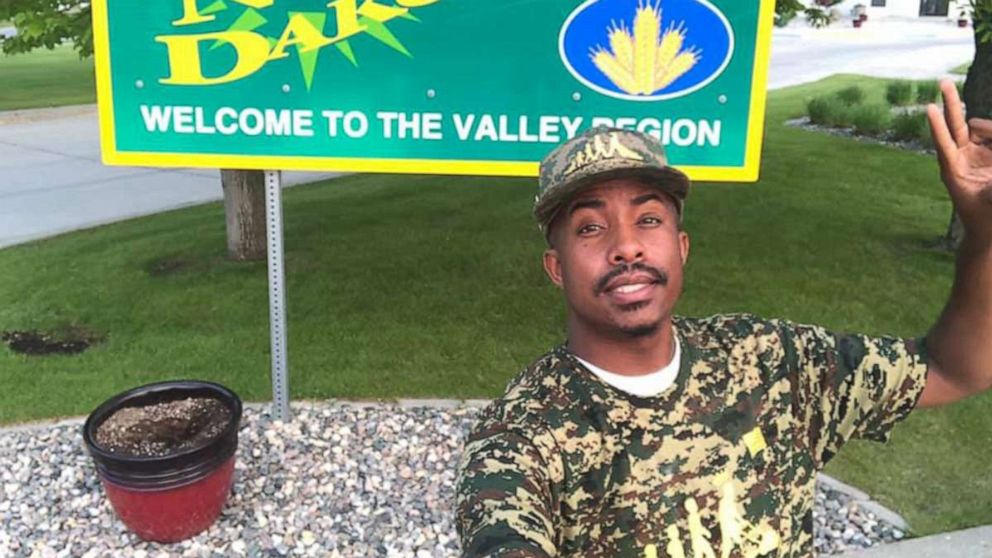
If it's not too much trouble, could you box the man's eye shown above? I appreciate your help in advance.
[640,216,663,225]
[577,223,602,235]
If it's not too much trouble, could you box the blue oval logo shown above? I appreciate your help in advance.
[559,0,734,101]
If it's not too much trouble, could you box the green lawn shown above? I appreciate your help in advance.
[0,75,989,535]
[0,44,95,110]
[951,62,970,75]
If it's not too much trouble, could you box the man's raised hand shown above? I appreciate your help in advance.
[927,79,992,244]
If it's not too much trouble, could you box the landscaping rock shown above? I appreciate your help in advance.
[0,402,907,557]
[786,117,935,156]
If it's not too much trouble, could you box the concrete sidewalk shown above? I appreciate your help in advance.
[768,17,973,89]
[838,526,992,557]
[0,105,340,249]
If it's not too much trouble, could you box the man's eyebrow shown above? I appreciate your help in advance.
[631,193,665,206]
[568,198,605,215]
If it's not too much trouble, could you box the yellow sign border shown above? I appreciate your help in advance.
[91,0,775,183]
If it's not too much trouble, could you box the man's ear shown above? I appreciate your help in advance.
[678,230,690,266]
[543,248,564,288]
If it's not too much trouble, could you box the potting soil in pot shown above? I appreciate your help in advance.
[94,397,231,457]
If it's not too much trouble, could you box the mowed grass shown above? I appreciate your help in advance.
[0,44,95,110]
[0,75,989,535]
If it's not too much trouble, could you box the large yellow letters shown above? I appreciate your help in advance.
[159,0,441,86]
[156,31,270,85]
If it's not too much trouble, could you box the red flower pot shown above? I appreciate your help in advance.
[853,19,863,28]
[101,456,236,542]
[83,380,242,543]
[958,19,969,27]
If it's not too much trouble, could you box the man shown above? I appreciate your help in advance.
[456,79,992,558]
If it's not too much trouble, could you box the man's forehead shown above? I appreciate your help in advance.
[568,179,676,210]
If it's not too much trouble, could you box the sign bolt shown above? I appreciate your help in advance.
[572,92,582,102]
[135,80,144,89]
[718,95,728,104]
[282,84,291,93]
[427,89,436,99]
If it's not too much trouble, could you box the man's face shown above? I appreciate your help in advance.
[542,178,689,339]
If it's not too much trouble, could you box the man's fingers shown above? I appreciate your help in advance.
[929,103,959,170]
[940,79,969,148]
[968,118,992,146]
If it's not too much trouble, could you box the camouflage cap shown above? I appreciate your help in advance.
[534,127,690,234]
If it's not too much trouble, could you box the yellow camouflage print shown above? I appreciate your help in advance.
[456,314,929,557]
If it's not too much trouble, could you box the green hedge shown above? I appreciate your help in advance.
[852,104,892,136]
[886,80,914,106]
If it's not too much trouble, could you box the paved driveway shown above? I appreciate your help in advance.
[0,106,338,249]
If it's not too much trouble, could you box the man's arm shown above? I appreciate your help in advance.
[919,80,992,408]
[457,428,561,557]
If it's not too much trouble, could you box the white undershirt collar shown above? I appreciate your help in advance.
[575,335,682,398]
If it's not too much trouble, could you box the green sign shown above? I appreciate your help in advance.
[92,0,774,181]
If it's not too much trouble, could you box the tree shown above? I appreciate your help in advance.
[220,169,268,261]
[0,0,268,262]
[0,0,90,57]
[945,0,992,249]
[774,0,837,28]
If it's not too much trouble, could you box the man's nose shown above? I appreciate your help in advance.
[608,224,644,264]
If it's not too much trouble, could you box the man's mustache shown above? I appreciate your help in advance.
[594,263,669,295]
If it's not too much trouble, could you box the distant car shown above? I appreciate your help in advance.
[0,27,17,39]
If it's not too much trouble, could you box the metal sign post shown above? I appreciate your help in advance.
[264,170,290,421]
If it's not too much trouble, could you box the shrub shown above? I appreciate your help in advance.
[807,96,838,125]
[835,85,866,106]
[806,9,833,27]
[916,81,939,104]
[917,121,935,149]
[890,112,928,143]
[885,80,913,106]
[807,96,857,128]
[852,104,891,136]
[775,11,796,27]
[827,102,855,128]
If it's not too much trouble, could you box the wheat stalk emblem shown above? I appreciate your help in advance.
[591,1,701,96]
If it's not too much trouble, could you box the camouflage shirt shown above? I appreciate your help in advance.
[457,314,929,558]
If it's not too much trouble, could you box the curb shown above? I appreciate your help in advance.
[0,398,492,434]
[835,526,992,558]
[243,398,491,412]
[0,415,87,434]
[0,103,97,126]
[818,474,910,531]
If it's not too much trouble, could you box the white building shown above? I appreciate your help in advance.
[812,0,961,19]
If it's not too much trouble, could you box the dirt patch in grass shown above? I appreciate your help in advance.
[146,256,190,277]
[1,327,103,356]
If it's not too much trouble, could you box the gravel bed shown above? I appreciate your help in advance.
[785,116,936,156]
[0,402,905,557]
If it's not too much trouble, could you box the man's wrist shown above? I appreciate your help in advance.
[960,224,992,251]
[957,232,992,266]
